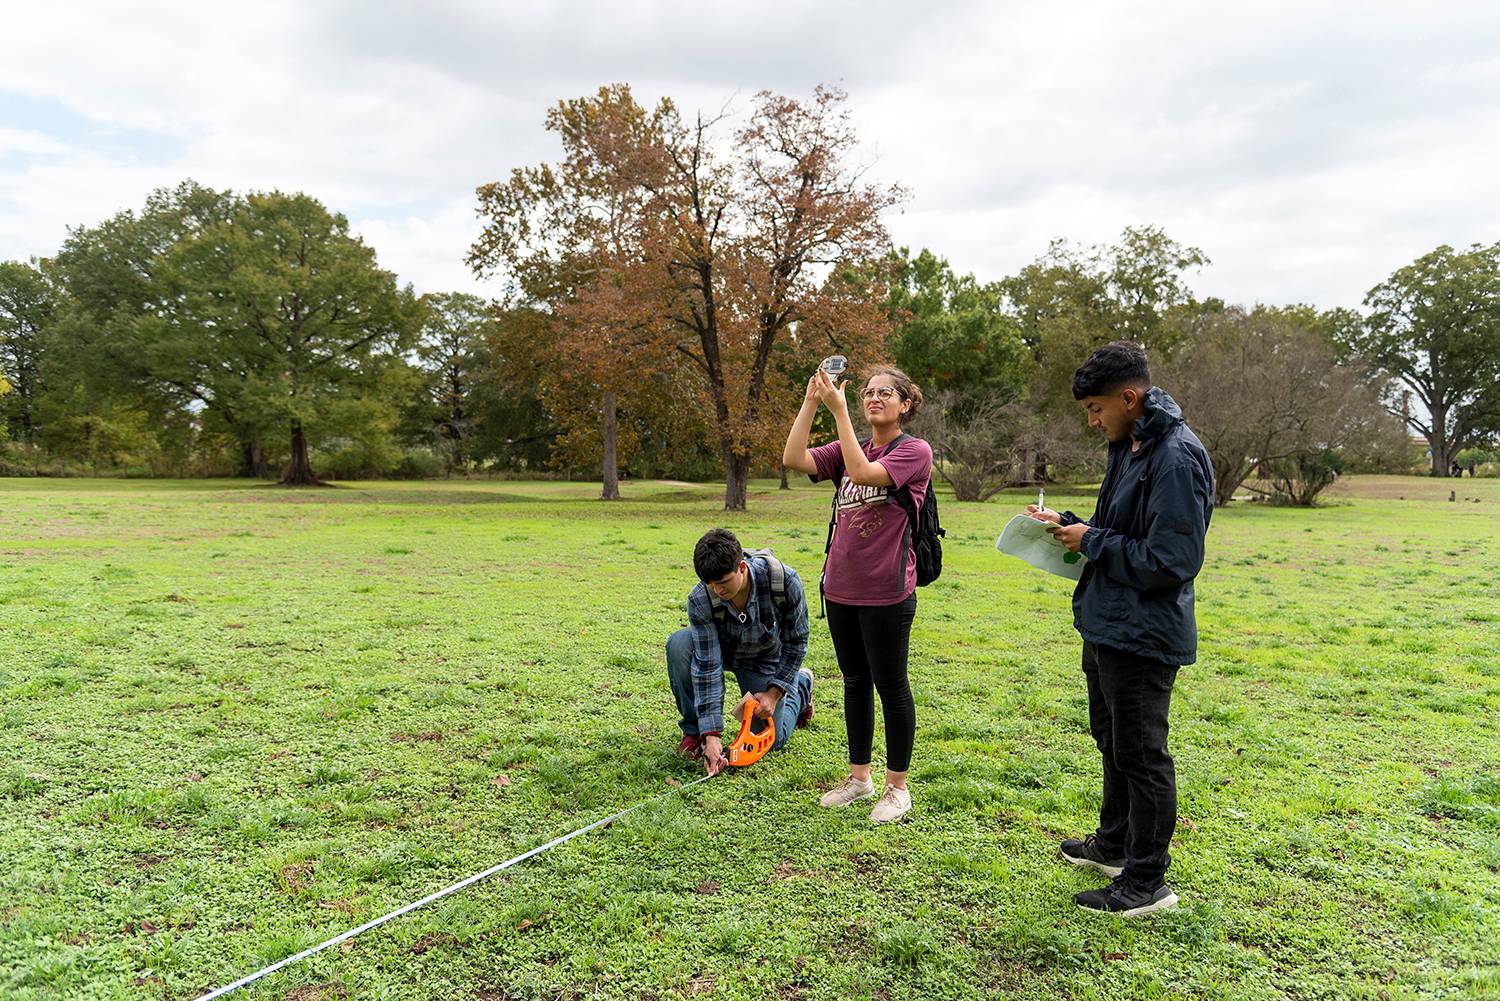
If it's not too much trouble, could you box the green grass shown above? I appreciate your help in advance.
[0,474,1497,1000]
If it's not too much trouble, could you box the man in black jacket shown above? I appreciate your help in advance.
[1027,341,1213,917]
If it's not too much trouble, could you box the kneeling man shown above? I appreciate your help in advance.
[667,528,814,775]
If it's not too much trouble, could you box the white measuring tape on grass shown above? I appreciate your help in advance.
[197,773,716,1000]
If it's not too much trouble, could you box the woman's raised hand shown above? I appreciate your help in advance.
[812,367,849,411]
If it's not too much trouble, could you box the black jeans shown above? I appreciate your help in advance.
[1082,641,1179,888]
[826,595,917,772]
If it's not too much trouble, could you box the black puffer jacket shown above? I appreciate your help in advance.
[1061,388,1214,665]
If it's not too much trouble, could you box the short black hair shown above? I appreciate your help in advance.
[1072,341,1152,400]
[693,528,742,582]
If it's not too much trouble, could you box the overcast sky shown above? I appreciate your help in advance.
[3,1,1497,309]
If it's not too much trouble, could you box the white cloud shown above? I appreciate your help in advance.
[0,128,74,157]
[1,0,1497,306]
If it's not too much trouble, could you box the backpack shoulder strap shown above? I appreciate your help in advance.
[767,556,786,606]
[881,433,917,514]
[743,549,788,609]
[767,559,786,607]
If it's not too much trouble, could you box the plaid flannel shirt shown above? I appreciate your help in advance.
[685,555,809,735]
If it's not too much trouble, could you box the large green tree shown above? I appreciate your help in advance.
[47,181,246,472]
[155,191,419,484]
[1351,242,1500,476]
[1000,226,1209,480]
[0,259,57,444]
[1002,225,1209,375]
[465,307,560,471]
[885,247,1026,410]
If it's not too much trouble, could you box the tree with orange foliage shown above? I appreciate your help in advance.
[470,85,684,499]
[472,84,902,509]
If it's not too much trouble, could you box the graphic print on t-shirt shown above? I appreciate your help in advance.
[836,477,891,539]
[808,434,932,605]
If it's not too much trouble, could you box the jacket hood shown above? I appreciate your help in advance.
[1134,387,1184,443]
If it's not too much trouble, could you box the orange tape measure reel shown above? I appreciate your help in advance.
[728,694,775,767]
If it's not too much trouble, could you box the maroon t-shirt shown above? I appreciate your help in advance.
[810,435,934,606]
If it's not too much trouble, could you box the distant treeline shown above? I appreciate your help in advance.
[3,87,1497,506]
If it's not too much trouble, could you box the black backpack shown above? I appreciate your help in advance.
[894,473,945,587]
[821,434,945,600]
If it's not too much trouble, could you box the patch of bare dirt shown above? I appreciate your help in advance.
[278,862,314,894]
[281,985,346,1001]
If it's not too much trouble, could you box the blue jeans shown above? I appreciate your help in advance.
[666,628,808,749]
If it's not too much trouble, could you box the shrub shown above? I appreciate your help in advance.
[1263,448,1345,506]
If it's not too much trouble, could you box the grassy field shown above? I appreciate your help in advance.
[1,474,1497,1000]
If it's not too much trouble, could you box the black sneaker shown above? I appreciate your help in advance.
[1060,834,1125,877]
[1075,876,1179,917]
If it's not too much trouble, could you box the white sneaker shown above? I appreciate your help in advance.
[818,775,875,808]
[870,785,912,824]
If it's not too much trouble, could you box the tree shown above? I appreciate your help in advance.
[155,191,419,485]
[465,306,562,471]
[919,391,1023,501]
[1260,448,1346,507]
[1164,306,1403,506]
[1351,243,1500,476]
[408,292,492,474]
[881,248,1034,496]
[473,84,902,510]
[701,87,901,508]
[1000,226,1209,480]
[39,387,157,476]
[1003,226,1208,367]
[0,259,56,444]
[45,182,247,471]
[885,248,1027,412]
[472,85,686,499]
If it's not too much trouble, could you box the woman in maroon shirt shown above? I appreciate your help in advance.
[783,364,933,824]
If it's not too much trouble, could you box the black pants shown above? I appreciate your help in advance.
[826,595,917,772]
[1083,641,1179,888]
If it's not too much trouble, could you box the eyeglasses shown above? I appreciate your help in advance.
[860,387,902,402]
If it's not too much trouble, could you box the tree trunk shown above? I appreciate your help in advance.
[1429,405,1448,476]
[449,373,466,472]
[238,441,268,479]
[724,448,749,511]
[281,423,319,485]
[600,390,620,500]
[1213,454,1252,507]
[778,461,789,490]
